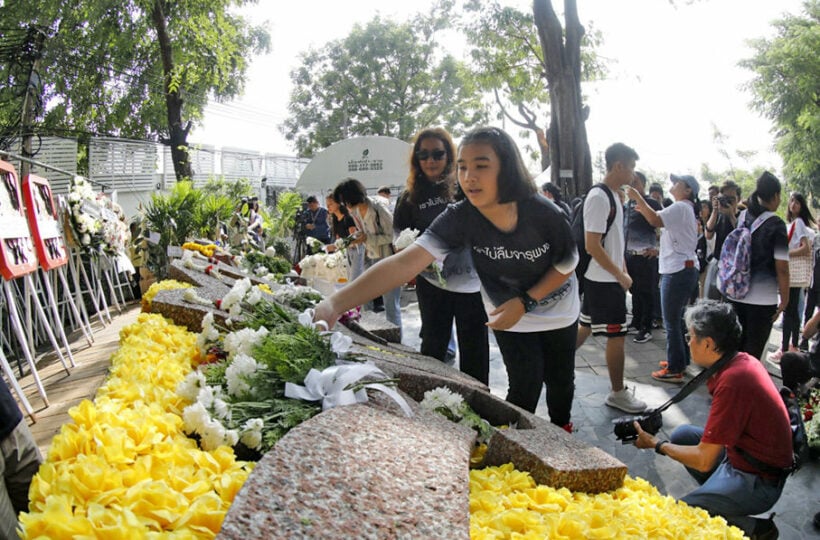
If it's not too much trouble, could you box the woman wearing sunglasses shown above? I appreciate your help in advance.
[392,127,490,383]
[315,126,579,430]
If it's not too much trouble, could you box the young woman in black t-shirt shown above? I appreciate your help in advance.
[392,128,490,383]
[315,126,580,430]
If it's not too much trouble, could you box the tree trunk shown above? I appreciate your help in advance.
[533,0,591,200]
[151,0,192,182]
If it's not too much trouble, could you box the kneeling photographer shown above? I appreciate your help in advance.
[632,300,792,539]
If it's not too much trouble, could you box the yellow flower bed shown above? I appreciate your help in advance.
[19,314,253,539]
[141,279,194,312]
[182,242,218,258]
[470,464,745,539]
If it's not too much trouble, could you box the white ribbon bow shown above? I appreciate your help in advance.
[299,308,329,332]
[284,363,413,417]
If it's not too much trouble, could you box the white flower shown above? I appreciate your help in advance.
[182,401,211,434]
[183,289,213,307]
[225,353,262,397]
[224,429,239,448]
[240,418,264,450]
[197,384,223,410]
[254,265,268,277]
[420,387,464,416]
[245,287,262,306]
[393,228,420,250]
[213,398,231,421]
[177,370,207,403]
[81,233,91,245]
[221,278,252,312]
[200,417,229,450]
[223,327,269,360]
[265,247,278,257]
[196,312,221,351]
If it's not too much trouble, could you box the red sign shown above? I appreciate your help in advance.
[0,160,38,279]
[22,173,67,271]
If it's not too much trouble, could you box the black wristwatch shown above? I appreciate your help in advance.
[655,440,669,456]
[519,292,538,313]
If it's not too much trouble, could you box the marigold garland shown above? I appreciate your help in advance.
[182,242,218,258]
[19,314,254,539]
[142,279,194,312]
[470,464,745,539]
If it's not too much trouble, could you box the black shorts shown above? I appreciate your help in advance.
[579,279,627,337]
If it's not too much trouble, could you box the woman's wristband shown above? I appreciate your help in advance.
[655,440,669,456]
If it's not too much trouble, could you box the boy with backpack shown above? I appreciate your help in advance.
[575,143,647,414]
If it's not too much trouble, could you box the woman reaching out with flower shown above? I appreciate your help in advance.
[315,127,579,430]
[392,127,490,383]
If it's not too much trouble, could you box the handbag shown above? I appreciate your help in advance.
[788,222,813,287]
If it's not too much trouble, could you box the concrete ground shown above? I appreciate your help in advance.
[397,288,819,539]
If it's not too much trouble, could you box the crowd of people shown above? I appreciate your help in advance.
[313,125,818,538]
[4,125,816,538]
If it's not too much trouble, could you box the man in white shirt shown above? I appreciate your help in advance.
[576,143,647,414]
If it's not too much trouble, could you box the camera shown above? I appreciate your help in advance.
[717,195,731,208]
[612,410,663,443]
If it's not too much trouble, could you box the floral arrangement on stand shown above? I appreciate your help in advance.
[19,314,254,538]
[469,465,745,538]
[66,176,104,252]
[95,193,129,256]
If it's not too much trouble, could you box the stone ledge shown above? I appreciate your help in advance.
[218,392,474,540]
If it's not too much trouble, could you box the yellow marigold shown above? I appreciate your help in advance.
[20,314,253,539]
[141,279,193,312]
[470,464,746,539]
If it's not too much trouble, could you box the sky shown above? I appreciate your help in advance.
[188,0,807,181]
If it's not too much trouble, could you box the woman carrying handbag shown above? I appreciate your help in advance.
[771,192,815,363]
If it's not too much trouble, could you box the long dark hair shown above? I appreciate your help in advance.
[458,126,536,204]
[787,191,815,227]
[332,178,368,207]
[745,171,781,217]
[406,127,456,204]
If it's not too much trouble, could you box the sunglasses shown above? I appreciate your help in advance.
[415,149,447,161]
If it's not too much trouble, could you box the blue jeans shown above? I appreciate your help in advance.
[672,425,785,535]
[660,267,698,373]
[363,257,402,335]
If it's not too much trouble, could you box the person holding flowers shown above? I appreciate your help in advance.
[316,126,579,431]
[325,193,364,282]
[393,127,489,383]
[332,178,402,333]
[1,379,42,540]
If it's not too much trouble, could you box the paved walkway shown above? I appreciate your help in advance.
[399,290,819,539]
[12,292,819,538]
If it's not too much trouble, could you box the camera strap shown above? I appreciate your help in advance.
[649,351,736,415]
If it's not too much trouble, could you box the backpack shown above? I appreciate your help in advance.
[570,183,616,294]
[736,386,810,476]
[716,210,775,300]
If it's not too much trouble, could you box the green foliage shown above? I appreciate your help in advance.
[242,251,292,275]
[740,0,820,197]
[142,181,204,278]
[254,327,335,384]
[281,2,485,156]
[267,191,302,240]
[461,0,606,165]
[0,1,269,145]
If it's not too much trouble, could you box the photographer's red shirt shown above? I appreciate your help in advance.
[702,352,793,478]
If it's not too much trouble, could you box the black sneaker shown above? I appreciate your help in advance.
[633,331,652,344]
[750,514,779,540]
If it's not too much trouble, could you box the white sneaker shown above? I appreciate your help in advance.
[605,387,647,413]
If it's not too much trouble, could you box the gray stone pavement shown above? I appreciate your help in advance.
[396,288,819,539]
